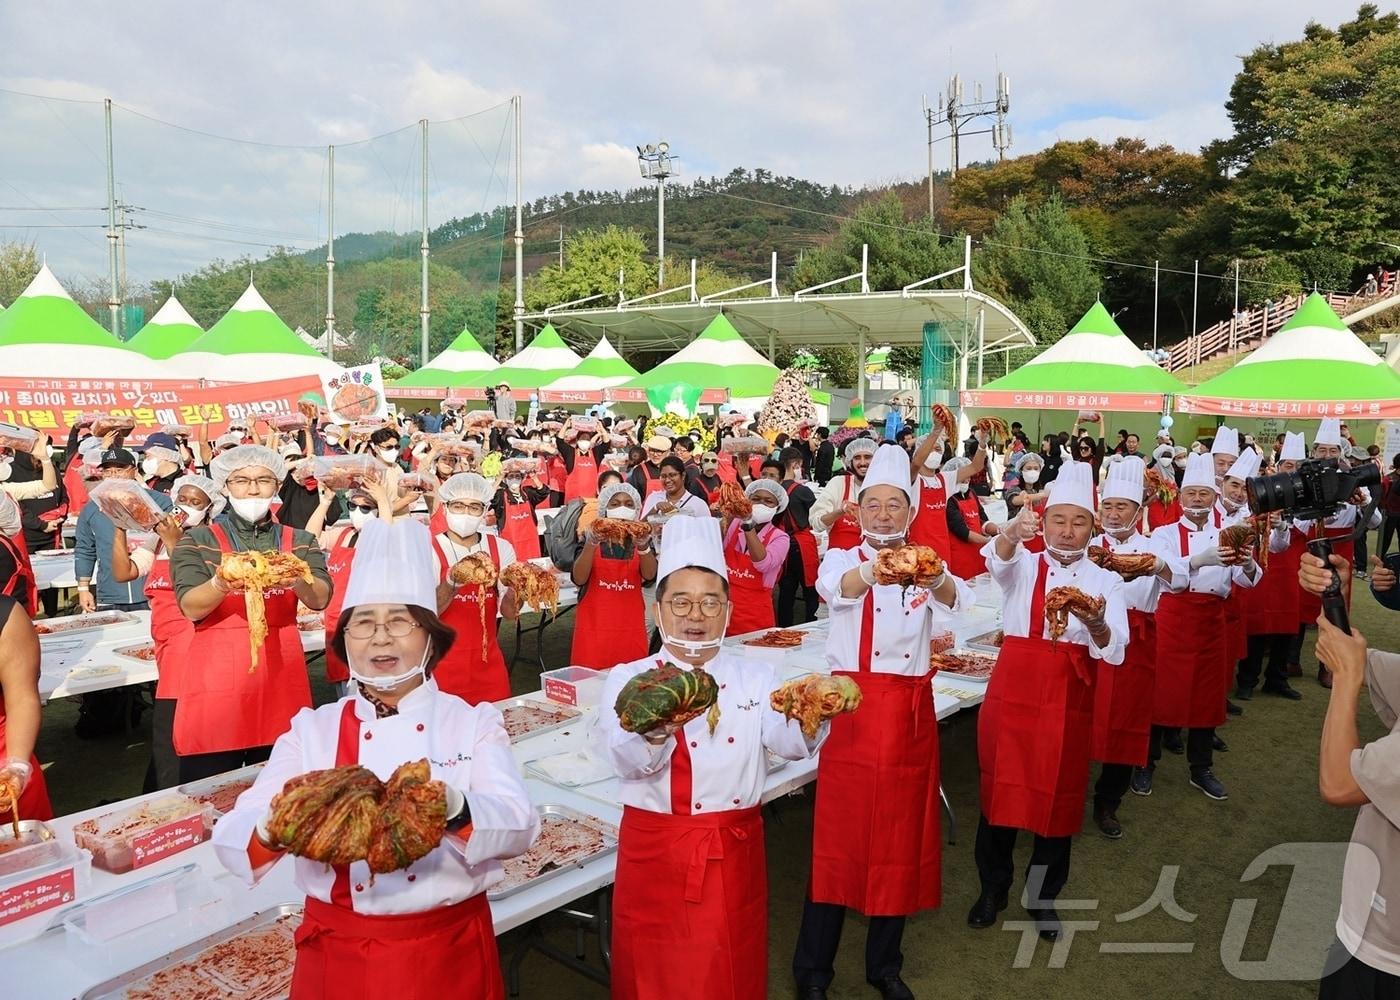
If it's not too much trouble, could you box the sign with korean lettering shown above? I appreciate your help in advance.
[958,390,1168,414]
[130,813,207,870]
[321,363,387,424]
[1175,394,1400,419]
[0,867,76,928]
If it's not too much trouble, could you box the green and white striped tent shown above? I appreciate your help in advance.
[170,283,342,381]
[1180,293,1400,419]
[0,265,176,379]
[469,324,583,390]
[126,295,204,359]
[624,314,780,399]
[542,335,639,391]
[394,327,499,387]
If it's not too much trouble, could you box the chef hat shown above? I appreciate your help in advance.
[171,473,226,517]
[438,472,495,504]
[598,481,640,513]
[1224,448,1261,483]
[1314,418,1343,448]
[656,514,727,585]
[210,445,286,491]
[1210,425,1239,458]
[858,443,916,503]
[341,518,437,613]
[1044,459,1095,515]
[1180,452,1218,492]
[745,478,789,513]
[1102,456,1146,505]
[1279,431,1306,461]
[843,437,877,465]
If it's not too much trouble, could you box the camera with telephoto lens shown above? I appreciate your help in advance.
[483,385,497,407]
[1246,458,1381,521]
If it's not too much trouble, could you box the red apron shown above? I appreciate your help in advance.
[432,535,510,705]
[613,804,767,1000]
[948,492,986,580]
[499,494,541,562]
[0,711,52,825]
[810,566,941,916]
[1145,497,1182,533]
[1298,521,1355,626]
[715,455,739,485]
[978,555,1096,837]
[780,483,818,588]
[907,473,951,557]
[570,543,648,669]
[174,523,312,755]
[143,553,193,700]
[1223,589,1247,666]
[642,464,663,499]
[563,448,599,503]
[1151,524,1226,728]
[0,532,37,617]
[723,526,778,636]
[321,528,358,684]
[1245,531,1302,636]
[1091,609,1155,766]
[1023,497,1047,554]
[825,475,862,552]
[291,701,502,999]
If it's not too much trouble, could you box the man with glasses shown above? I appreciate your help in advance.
[75,447,174,613]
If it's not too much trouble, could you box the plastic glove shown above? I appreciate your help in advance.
[1189,547,1224,570]
[444,784,465,822]
[1010,506,1040,543]
[858,561,877,587]
[0,759,32,796]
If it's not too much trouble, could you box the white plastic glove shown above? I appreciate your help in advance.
[0,759,32,796]
[858,561,878,587]
[1189,547,1224,570]
[1010,506,1040,543]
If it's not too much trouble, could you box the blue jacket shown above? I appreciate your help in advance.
[74,486,173,607]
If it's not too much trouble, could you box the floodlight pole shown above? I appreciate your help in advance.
[104,98,120,338]
[514,96,525,353]
[420,119,430,368]
[1152,259,1159,353]
[325,144,336,362]
[638,142,676,290]
[657,175,666,289]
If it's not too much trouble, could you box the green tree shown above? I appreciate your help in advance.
[0,240,39,306]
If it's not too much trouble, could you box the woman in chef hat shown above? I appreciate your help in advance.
[213,517,539,999]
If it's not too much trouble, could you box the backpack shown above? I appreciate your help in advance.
[543,498,586,572]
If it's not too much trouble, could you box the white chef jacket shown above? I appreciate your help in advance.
[817,542,974,674]
[1147,516,1259,599]
[1093,531,1163,613]
[810,473,862,535]
[594,650,824,815]
[980,539,1128,665]
[1294,490,1384,537]
[213,679,540,914]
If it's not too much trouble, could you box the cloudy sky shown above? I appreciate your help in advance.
[0,0,1366,284]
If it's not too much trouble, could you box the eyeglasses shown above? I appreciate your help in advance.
[859,501,909,516]
[225,476,280,490]
[345,616,422,640]
[664,595,727,618]
[348,503,376,514]
[445,501,486,515]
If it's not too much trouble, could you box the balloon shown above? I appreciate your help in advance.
[1160,415,1174,429]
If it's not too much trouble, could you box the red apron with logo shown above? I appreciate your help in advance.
[1245,532,1302,636]
[432,535,511,704]
[1151,525,1226,728]
[0,532,37,617]
[612,804,767,1000]
[810,567,941,916]
[144,553,193,699]
[563,448,599,503]
[1298,522,1355,626]
[499,494,541,562]
[1091,609,1155,766]
[570,543,648,669]
[321,528,358,684]
[290,702,503,999]
[781,483,818,587]
[907,473,951,557]
[826,475,862,552]
[948,492,986,580]
[174,523,312,755]
[723,526,778,636]
[0,710,52,825]
[978,555,1096,837]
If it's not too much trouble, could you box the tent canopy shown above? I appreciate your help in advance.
[624,314,780,397]
[469,324,582,390]
[394,327,499,387]
[542,334,639,390]
[171,284,342,381]
[126,296,204,359]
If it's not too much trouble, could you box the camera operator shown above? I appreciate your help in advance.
[1299,550,1400,997]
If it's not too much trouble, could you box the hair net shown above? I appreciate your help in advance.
[142,445,181,464]
[597,481,641,513]
[843,437,877,464]
[210,445,286,492]
[745,478,789,513]
[438,472,496,504]
[172,473,226,517]
[943,455,972,475]
[1017,452,1044,469]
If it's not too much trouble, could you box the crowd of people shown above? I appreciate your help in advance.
[0,399,1396,998]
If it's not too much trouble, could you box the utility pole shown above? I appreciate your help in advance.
[325,144,336,362]
[921,95,935,218]
[513,95,525,353]
[637,142,676,288]
[1152,259,1160,354]
[558,224,564,270]
[104,98,120,338]
[419,119,430,368]
[927,71,1011,179]
[117,199,128,310]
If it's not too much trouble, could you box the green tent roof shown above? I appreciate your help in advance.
[543,335,640,389]
[182,284,322,358]
[464,324,582,389]
[125,296,204,359]
[625,314,780,397]
[395,327,499,387]
[0,265,131,349]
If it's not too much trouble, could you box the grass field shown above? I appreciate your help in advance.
[34,561,1400,999]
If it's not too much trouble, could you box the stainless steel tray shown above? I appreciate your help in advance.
[488,805,618,901]
[79,902,304,1000]
[177,763,266,818]
[964,628,1005,653]
[495,697,582,744]
[0,819,59,878]
[35,610,137,637]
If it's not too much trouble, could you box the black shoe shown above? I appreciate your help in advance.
[1190,769,1229,800]
[967,888,1009,928]
[1262,682,1303,701]
[1225,699,1243,716]
[1162,732,1184,755]
[1212,734,1229,752]
[1093,803,1124,839]
[1029,907,1062,941]
[1319,666,1333,689]
[869,976,915,1000]
[798,988,828,1000]
[1234,685,1254,701]
[1130,766,1154,796]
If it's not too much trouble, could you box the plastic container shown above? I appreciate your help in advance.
[81,413,136,436]
[397,472,431,495]
[72,795,214,874]
[541,666,605,708]
[267,411,309,431]
[0,823,93,949]
[88,480,166,532]
[930,630,956,654]
[310,454,380,490]
[0,421,38,453]
[721,435,768,454]
[62,864,227,970]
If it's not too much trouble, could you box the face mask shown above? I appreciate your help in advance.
[350,638,432,693]
[446,512,483,536]
[607,506,638,521]
[577,438,592,449]
[924,452,944,471]
[1022,468,1040,484]
[1045,542,1087,563]
[863,527,907,544]
[955,481,969,495]
[1174,458,1187,469]
[702,463,718,475]
[177,504,206,526]
[752,505,777,524]
[1182,505,1213,519]
[323,435,342,447]
[142,458,161,476]
[656,608,730,657]
[378,448,400,465]
[348,506,376,530]
[229,495,273,521]
[506,476,523,492]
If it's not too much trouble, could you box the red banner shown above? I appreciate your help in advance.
[959,389,1168,413]
[1175,394,1400,420]
[0,375,322,441]
[433,386,729,406]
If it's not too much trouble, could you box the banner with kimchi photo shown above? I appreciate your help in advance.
[0,374,322,441]
[320,363,386,425]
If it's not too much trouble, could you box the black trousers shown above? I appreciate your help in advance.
[1148,724,1214,771]
[1319,938,1400,999]
[973,814,1072,904]
[1093,763,1134,811]
[792,899,906,989]
[141,698,179,793]
[1381,516,1400,559]
[1356,529,1369,572]
[177,744,274,783]
[1237,633,1291,691]
[777,554,819,628]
